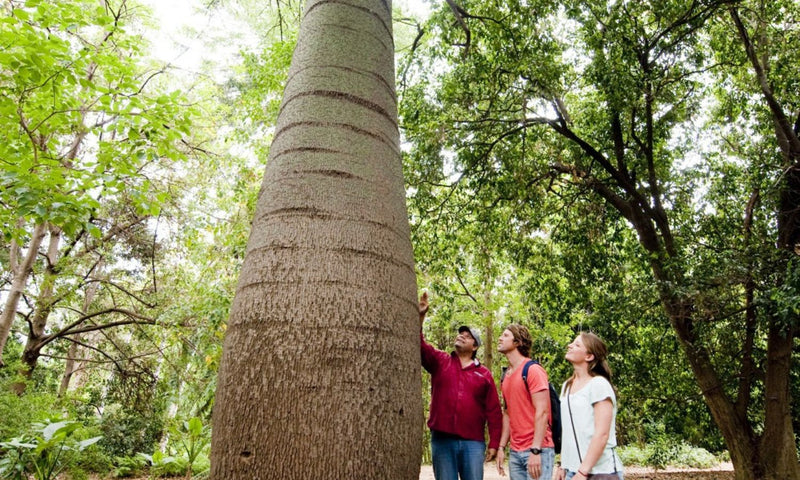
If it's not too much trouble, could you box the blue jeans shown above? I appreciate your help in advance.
[509,447,555,480]
[564,470,624,480]
[430,431,486,480]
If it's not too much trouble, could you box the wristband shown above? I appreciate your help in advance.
[578,469,589,477]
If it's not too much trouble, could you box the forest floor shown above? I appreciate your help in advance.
[90,462,735,480]
[419,462,735,480]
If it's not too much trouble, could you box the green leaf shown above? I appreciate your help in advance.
[76,436,102,450]
[42,420,77,442]
[187,417,203,437]
[12,8,30,21]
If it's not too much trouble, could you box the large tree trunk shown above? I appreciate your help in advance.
[759,319,799,479]
[209,1,422,479]
[660,290,800,480]
[727,8,800,478]
[0,222,46,367]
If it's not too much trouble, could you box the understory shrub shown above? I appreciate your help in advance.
[0,419,101,480]
[99,407,164,458]
[111,455,147,478]
[0,390,61,441]
[617,442,721,469]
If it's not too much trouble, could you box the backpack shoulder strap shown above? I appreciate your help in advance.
[521,360,537,392]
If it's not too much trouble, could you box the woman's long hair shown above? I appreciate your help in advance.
[565,332,614,390]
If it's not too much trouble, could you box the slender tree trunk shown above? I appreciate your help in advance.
[0,222,47,367]
[59,340,82,396]
[19,226,62,379]
[482,293,493,370]
[209,1,422,479]
[666,305,758,479]
[59,266,102,396]
[481,249,493,370]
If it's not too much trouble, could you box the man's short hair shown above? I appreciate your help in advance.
[506,324,532,358]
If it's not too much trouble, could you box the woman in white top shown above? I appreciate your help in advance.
[556,332,623,480]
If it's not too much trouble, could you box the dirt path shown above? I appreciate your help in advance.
[419,462,735,480]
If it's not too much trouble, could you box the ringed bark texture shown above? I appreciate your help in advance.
[209,1,422,479]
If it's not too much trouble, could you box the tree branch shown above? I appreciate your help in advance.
[33,308,156,351]
[454,269,478,303]
[444,0,471,57]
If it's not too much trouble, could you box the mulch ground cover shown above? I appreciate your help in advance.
[627,472,735,480]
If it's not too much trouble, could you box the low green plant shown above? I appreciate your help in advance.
[0,419,101,480]
[99,407,164,458]
[617,442,723,470]
[111,455,147,478]
[172,417,210,478]
[63,468,89,480]
[72,440,114,476]
[138,417,211,480]
[617,444,648,466]
[0,444,27,480]
[672,443,718,468]
[138,450,179,479]
[0,390,61,441]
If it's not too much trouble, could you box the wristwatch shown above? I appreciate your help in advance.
[529,447,542,455]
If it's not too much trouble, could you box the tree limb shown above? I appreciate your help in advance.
[444,0,471,57]
[33,308,156,351]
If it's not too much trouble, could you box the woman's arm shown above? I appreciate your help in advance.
[574,398,613,478]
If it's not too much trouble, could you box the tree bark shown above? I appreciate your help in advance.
[15,225,62,390]
[662,301,760,480]
[726,8,800,479]
[0,222,47,367]
[209,1,422,479]
[482,248,493,370]
[59,265,102,396]
[759,319,799,479]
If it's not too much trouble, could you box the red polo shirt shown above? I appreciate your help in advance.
[421,333,503,449]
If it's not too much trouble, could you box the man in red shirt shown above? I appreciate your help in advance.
[419,292,503,480]
[496,324,555,480]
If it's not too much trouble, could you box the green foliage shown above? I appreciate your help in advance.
[138,450,178,479]
[0,419,101,480]
[0,390,60,442]
[114,416,211,479]
[618,441,721,470]
[169,417,210,478]
[98,407,164,459]
[70,442,113,476]
[137,448,210,479]
[400,0,800,467]
[110,455,147,478]
[2,0,796,475]
[0,0,194,241]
